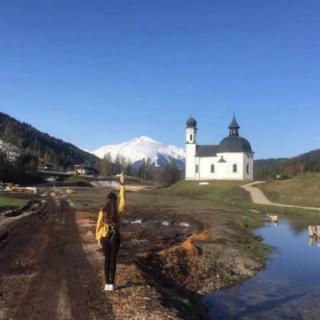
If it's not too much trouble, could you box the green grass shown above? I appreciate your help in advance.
[66,181,270,279]
[257,173,320,208]
[148,180,320,227]
[151,180,250,207]
[67,179,320,268]
[0,193,30,211]
[64,177,320,301]
[69,179,320,225]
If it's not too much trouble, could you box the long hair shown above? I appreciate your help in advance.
[103,192,118,225]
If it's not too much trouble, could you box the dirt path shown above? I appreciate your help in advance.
[0,190,207,320]
[0,195,114,320]
[242,181,320,211]
[74,206,206,320]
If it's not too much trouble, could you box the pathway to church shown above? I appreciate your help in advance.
[242,181,320,211]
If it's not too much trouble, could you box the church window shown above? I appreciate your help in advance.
[233,164,237,173]
[190,134,193,142]
[211,164,215,173]
[195,165,199,173]
[246,164,250,174]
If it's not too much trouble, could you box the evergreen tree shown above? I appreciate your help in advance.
[100,153,113,177]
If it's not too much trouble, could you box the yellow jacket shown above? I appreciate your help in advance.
[95,185,125,241]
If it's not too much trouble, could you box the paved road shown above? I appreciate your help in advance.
[241,181,320,211]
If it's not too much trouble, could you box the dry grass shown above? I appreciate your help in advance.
[258,174,320,207]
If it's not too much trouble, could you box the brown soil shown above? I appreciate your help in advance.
[0,194,115,320]
[0,191,207,320]
[0,188,266,320]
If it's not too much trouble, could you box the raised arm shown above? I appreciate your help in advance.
[96,209,104,241]
[117,173,125,215]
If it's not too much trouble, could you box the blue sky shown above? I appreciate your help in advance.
[0,0,319,159]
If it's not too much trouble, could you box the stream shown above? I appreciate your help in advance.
[204,218,320,319]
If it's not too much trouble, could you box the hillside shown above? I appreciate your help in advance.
[0,139,20,161]
[257,173,320,207]
[0,112,99,169]
[254,149,320,179]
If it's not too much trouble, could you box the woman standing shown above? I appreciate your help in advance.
[96,173,125,291]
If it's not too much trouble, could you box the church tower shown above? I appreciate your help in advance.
[185,117,197,180]
[228,114,240,137]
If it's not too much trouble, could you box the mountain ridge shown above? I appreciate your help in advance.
[0,112,99,168]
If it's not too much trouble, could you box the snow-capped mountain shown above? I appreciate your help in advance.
[0,139,20,161]
[92,136,185,168]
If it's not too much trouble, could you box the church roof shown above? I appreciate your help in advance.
[191,114,253,157]
[186,117,197,128]
[228,115,240,129]
[196,145,218,157]
[218,136,253,153]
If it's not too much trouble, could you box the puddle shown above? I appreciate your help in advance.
[179,222,189,227]
[204,219,320,319]
[130,219,143,224]
[127,219,190,228]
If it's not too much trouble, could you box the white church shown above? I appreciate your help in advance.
[185,116,254,181]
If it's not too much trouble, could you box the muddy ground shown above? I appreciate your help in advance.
[0,187,267,319]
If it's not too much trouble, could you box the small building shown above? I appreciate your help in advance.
[69,165,99,176]
[39,160,53,171]
[185,115,254,181]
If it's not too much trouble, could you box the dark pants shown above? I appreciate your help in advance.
[102,229,121,284]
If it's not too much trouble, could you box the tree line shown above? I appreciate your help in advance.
[0,151,42,185]
[254,149,320,180]
[99,153,182,186]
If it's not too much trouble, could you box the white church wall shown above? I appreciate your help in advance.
[243,154,254,180]
[197,157,217,180]
[185,144,197,180]
[185,126,197,180]
[186,158,196,180]
[186,128,196,144]
[215,153,245,180]
[188,153,254,181]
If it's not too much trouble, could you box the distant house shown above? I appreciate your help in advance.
[185,115,254,181]
[39,160,53,171]
[69,165,99,176]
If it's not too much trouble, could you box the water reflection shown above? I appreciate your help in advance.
[308,237,320,247]
[204,219,320,319]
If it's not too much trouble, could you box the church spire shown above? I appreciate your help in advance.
[228,114,240,137]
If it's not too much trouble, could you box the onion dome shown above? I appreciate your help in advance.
[186,117,197,128]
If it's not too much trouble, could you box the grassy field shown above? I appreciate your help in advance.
[153,179,320,234]
[66,178,320,307]
[0,192,32,211]
[154,180,250,206]
[257,173,320,207]
[69,178,320,228]
[68,181,270,283]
